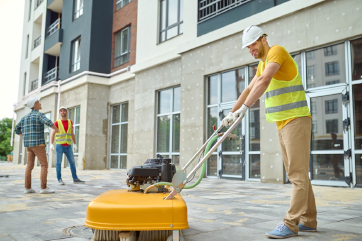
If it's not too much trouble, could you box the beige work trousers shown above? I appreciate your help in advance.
[25,144,48,189]
[278,117,317,233]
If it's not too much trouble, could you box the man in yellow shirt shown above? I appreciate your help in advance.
[222,25,317,238]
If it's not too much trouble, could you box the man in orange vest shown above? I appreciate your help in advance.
[50,106,85,185]
[223,25,317,238]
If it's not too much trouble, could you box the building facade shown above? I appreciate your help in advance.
[14,0,362,188]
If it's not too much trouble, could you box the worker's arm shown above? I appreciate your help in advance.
[243,62,281,108]
[231,74,260,112]
[71,127,76,145]
[50,129,56,144]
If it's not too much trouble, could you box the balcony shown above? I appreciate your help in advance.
[44,20,63,56]
[33,36,41,49]
[44,67,59,84]
[30,79,39,92]
[47,0,63,13]
[47,18,60,37]
[35,0,44,10]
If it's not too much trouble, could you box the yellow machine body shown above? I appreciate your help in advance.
[85,189,189,231]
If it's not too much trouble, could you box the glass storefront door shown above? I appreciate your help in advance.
[307,87,350,187]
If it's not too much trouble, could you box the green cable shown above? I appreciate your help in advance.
[183,134,218,189]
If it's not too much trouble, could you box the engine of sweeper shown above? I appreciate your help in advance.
[126,155,176,193]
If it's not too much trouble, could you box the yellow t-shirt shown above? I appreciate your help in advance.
[256,45,311,130]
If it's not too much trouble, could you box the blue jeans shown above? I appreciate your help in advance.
[56,144,78,181]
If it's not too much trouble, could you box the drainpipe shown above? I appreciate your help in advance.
[10,107,15,147]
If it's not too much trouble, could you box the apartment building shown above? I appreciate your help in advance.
[14,0,362,188]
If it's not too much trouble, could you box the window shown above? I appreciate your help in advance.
[306,50,315,60]
[23,73,27,96]
[351,38,362,81]
[114,27,130,67]
[71,37,81,72]
[306,43,345,88]
[310,101,316,115]
[28,0,32,21]
[26,35,29,58]
[116,0,130,10]
[324,45,337,56]
[325,99,338,114]
[74,0,83,20]
[160,0,183,43]
[110,103,128,169]
[30,79,38,91]
[326,119,338,133]
[326,80,340,85]
[312,120,317,133]
[67,106,80,167]
[156,87,181,166]
[325,61,339,76]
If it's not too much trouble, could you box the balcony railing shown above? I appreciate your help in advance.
[47,18,61,37]
[30,79,38,92]
[33,36,41,49]
[198,0,252,23]
[35,0,44,9]
[44,67,58,83]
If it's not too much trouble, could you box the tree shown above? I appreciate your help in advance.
[0,118,13,156]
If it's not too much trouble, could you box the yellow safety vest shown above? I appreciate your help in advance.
[260,48,311,123]
[55,119,72,145]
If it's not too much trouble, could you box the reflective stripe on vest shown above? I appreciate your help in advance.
[262,46,310,123]
[55,119,72,145]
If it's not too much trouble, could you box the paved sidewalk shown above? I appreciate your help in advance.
[1,162,362,241]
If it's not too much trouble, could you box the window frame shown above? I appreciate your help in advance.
[325,61,340,76]
[116,0,131,11]
[65,106,81,167]
[110,102,129,170]
[73,0,84,20]
[114,27,131,67]
[159,0,183,43]
[71,37,81,73]
[156,86,181,166]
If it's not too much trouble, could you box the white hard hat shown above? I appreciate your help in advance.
[242,25,267,49]
[59,106,67,111]
[27,97,40,109]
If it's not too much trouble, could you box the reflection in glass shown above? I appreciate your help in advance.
[208,75,218,105]
[221,68,245,102]
[207,155,217,176]
[312,154,344,181]
[222,155,242,176]
[222,109,241,152]
[75,106,80,124]
[353,84,362,150]
[75,126,79,152]
[168,0,178,26]
[121,103,128,122]
[292,54,302,76]
[112,105,120,123]
[356,154,362,186]
[157,115,170,152]
[172,155,180,167]
[111,155,118,169]
[158,89,171,114]
[111,125,119,153]
[351,38,362,81]
[311,94,343,151]
[249,154,260,178]
[207,107,218,151]
[120,156,127,169]
[249,64,258,83]
[121,124,128,153]
[306,43,345,89]
[249,99,260,151]
[172,114,180,152]
[173,87,181,112]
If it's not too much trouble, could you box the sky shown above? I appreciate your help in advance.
[0,0,25,120]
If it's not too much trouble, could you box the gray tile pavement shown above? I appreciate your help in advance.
[1,162,362,241]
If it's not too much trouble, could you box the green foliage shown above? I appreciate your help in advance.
[0,118,13,156]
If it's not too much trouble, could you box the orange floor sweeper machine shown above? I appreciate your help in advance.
[85,115,243,241]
